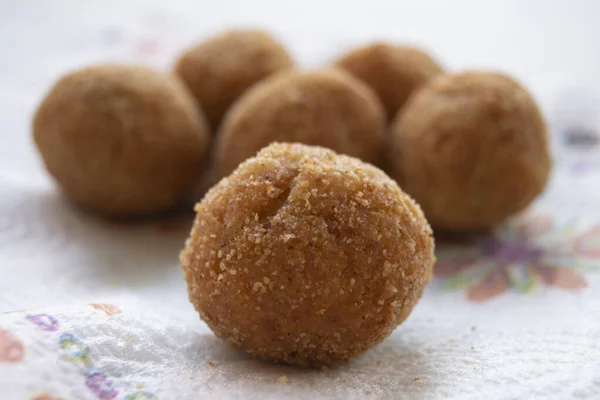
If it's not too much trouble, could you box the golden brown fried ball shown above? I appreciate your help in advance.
[390,71,551,231]
[181,142,435,367]
[33,65,210,216]
[335,42,443,120]
[214,69,386,178]
[174,29,294,130]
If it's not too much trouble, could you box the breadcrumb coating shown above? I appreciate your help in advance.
[335,42,443,121]
[390,71,551,230]
[215,68,386,178]
[33,65,210,216]
[181,143,435,367]
[174,29,294,130]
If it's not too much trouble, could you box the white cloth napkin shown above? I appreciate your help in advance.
[1,1,600,399]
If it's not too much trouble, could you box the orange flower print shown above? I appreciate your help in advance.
[0,328,25,363]
[435,214,600,302]
[88,304,122,316]
[31,393,66,400]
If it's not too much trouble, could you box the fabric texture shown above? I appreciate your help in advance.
[1,1,599,399]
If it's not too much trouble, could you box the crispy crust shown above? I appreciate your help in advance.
[174,29,294,130]
[33,65,210,216]
[335,42,443,121]
[181,143,435,367]
[215,68,386,178]
[390,71,551,230]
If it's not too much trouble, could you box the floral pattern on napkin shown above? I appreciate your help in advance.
[435,214,600,301]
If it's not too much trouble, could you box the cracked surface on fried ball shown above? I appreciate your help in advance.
[181,143,435,367]
[390,71,551,231]
[174,29,294,130]
[214,69,386,178]
[33,65,210,216]
[335,42,443,121]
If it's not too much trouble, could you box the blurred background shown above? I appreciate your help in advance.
[0,0,598,301]
[0,0,598,307]
[0,0,599,308]
[1,0,600,179]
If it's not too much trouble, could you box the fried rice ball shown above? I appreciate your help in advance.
[335,42,443,120]
[214,69,386,178]
[174,29,294,130]
[33,65,210,216]
[390,71,551,231]
[181,142,435,367]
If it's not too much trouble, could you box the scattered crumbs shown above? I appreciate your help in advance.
[376,360,382,366]
[208,361,215,367]
[413,377,420,382]
[253,282,266,293]
[471,346,475,350]
[136,385,144,390]
[471,326,476,332]
[277,375,288,383]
